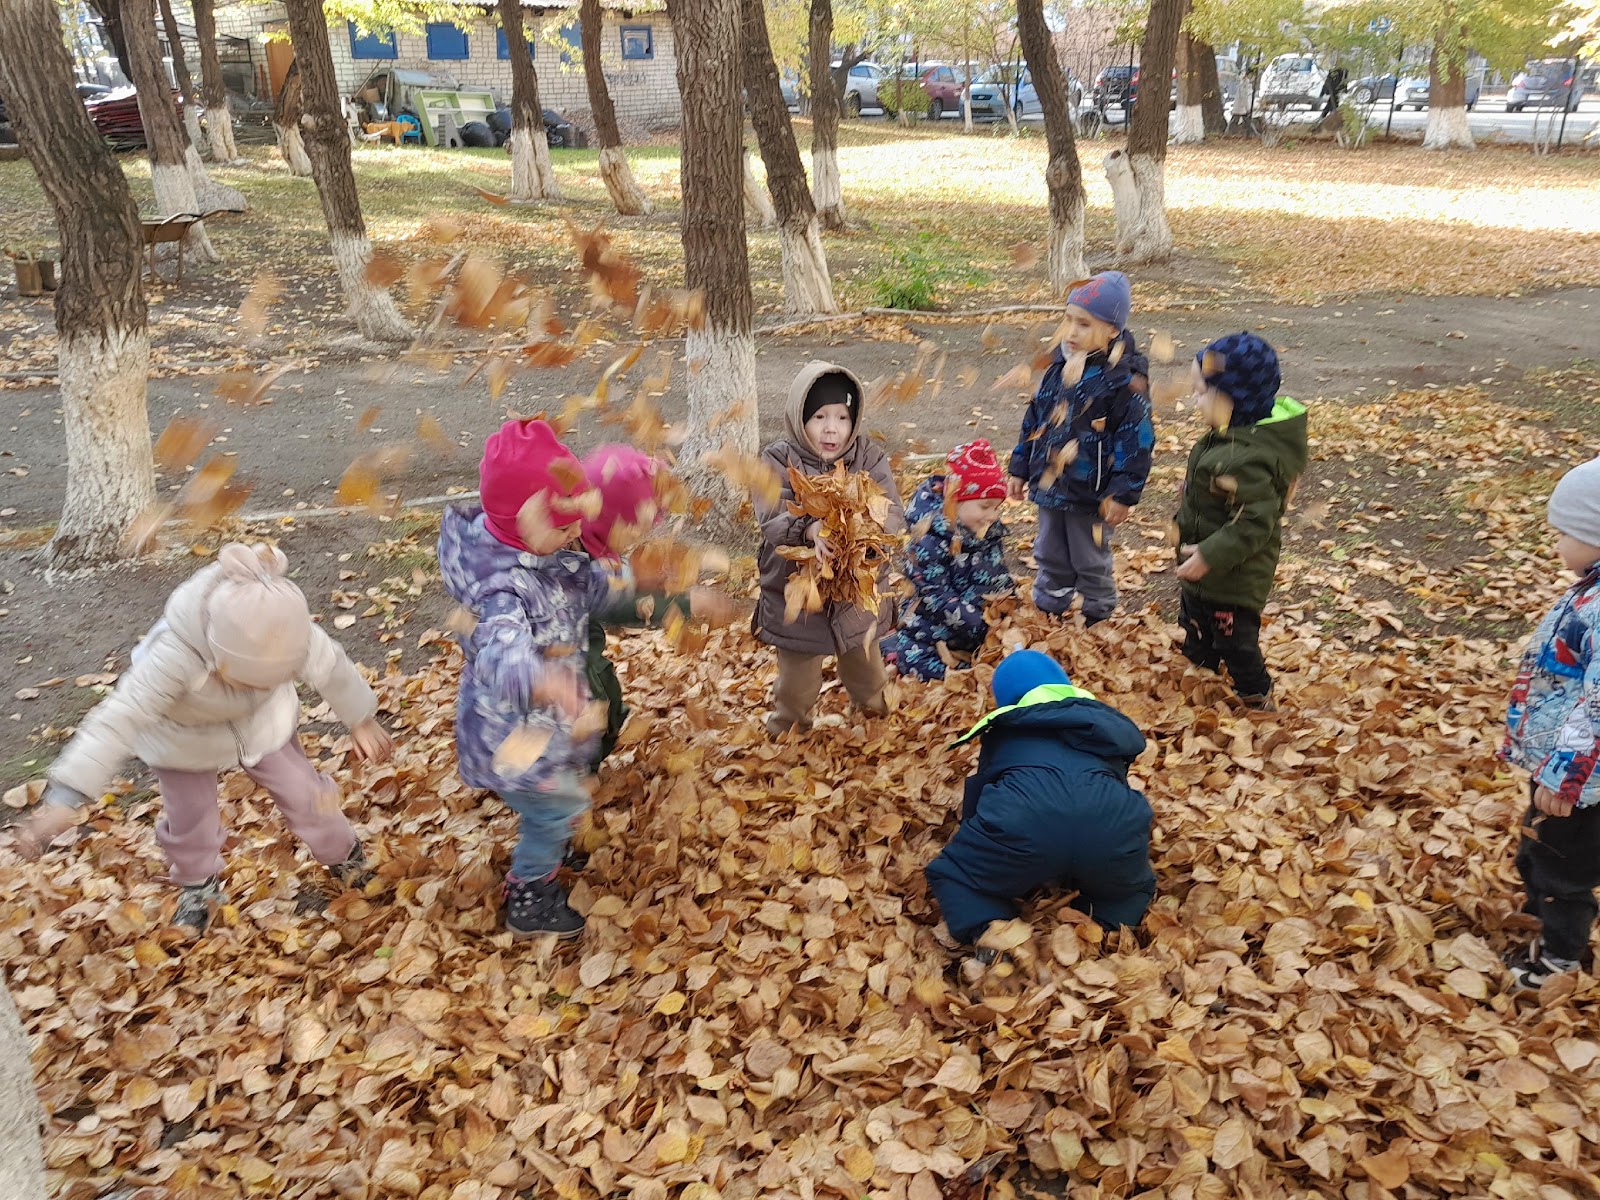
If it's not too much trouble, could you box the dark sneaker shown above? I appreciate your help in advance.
[560,844,589,872]
[174,876,225,933]
[504,874,584,940]
[329,842,376,891]
[960,946,1015,985]
[1240,693,1278,712]
[1507,944,1581,991]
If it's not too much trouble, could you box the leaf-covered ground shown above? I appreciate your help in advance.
[2,126,1598,381]
[7,366,1600,1198]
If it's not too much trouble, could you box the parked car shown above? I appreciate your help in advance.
[1258,54,1326,109]
[913,63,966,119]
[1507,59,1587,111]
[1394,73,1481,109]
[833,60,886,116]
[1348,73,1398,104]
[1092,63,1138,109]
[780,71,800,112]
[967,67,1037,121]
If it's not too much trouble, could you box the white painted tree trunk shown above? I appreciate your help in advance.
[0,987,46,1200]
[811,145,844,228]
[53,328,158,564]
[278,124,313,176]
[742,149,775,226]
[183,103,207,159]
[777,217,837,315]
[185,144,246,211]
[1046,193,1088,295]
[1105,149,1172,264]
[597,145,652,215]
[151,161,218,264]
[508,126,562,202]
[329,228,413,342]
[1423,104,1474,150]
[679,326,760,475]
[207,104,240,163]
[1173,104,1204,143]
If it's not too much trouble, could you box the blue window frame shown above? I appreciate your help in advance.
[620,25,652,60]
[496,28,535,60]
[425,22,469,61]
[559,22,580,65]
[348,21,396,59]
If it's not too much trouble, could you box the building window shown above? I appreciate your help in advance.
[620,25,652,60]
[496,28,535,60]
[425,22,469,61]
[559,22,580,65]
[348,21,397,59]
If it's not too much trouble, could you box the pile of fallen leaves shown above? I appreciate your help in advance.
[778,464,900,623]
[7,555,1600,1199]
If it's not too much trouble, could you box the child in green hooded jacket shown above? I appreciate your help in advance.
[1173,333,1308,709]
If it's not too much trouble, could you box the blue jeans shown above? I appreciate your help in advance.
[502,770,588,880]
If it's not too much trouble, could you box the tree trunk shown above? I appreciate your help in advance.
[664,0,759,521]
[742,147,775,226]
[154,0,245,209]
[1174,28,1204,143]
[579,0,651,215]
[86,0,133,84]
[0,0,156,570]
[0,987,47,1200]
[962,42,974,133]
[192,0,241,162]
[1016,0,1087,293]
[739,0,836,314]
[1111,0,1182,263]
[808,0,846,230]
[280,0,413,341]
[496,0,560,201]
[274,65,314,177]
[155,0,204,151]
[123,0,219,264]
[1423,28,1474,150]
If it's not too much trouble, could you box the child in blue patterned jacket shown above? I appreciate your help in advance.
[1501,456,1600,991]
[438,418,621,941]
[882,440,1016,681]
[1007,271,1153,625]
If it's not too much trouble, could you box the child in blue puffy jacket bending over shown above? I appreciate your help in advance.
[925,651,1156,954]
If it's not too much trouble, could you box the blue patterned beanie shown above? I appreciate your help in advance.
[1196,332,1281,425]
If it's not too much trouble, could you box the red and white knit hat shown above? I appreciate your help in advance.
[946,439,1007,501]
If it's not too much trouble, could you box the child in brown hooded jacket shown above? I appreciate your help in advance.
[753,362,906,735]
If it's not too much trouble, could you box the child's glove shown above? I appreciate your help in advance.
[11,785,87,859]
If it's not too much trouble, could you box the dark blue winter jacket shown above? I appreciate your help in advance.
[1008,332,1154,514]
[925,684,1156,943]
[881,476,1016,681]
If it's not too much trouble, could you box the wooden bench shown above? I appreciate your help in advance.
[140,209,241,285]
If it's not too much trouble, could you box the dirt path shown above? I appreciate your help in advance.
[2,285,1598,785]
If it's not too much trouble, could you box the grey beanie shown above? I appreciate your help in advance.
[1549,456,1600,547]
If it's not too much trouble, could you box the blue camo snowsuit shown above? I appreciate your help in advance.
[438,504,615,878]
[881,476,1015,681]
[1008,333,1154,514]
[925,684,1156,943]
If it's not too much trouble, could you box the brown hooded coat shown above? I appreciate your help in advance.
[753,362,906,656]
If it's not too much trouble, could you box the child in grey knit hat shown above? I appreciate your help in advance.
[1500,455,1600,991]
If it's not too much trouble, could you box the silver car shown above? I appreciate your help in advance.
[836,60,885,116]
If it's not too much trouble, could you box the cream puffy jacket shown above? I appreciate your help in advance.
[48,561,378,799]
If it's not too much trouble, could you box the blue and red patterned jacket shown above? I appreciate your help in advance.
[1502,561,1600,809]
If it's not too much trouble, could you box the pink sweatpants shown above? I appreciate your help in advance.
[154,738,355,885]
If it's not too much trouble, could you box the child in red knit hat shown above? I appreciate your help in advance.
[882,439,1017,681]
[437,419,628,940]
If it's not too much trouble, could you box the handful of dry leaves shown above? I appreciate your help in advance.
[777,463,900,622]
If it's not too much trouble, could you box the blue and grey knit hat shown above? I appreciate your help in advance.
[1196,332,1281,425]
[1066,271,1132,331]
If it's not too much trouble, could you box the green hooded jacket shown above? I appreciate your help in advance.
[1174,397,1308,612]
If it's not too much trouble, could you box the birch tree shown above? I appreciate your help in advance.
[0,0,157,568]
[579,0,652,214]
[1016,0,1088,290]
[281,0,413,341]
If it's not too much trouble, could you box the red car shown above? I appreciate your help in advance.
[884,63,967,119]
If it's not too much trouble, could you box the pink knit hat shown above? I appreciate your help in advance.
[579,444,659,560]
[479,419,586,551]
[205,543,312,689]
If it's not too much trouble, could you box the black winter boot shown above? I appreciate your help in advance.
[503,874,585,940]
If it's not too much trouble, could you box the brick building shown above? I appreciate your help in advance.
[214,0,680,136]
